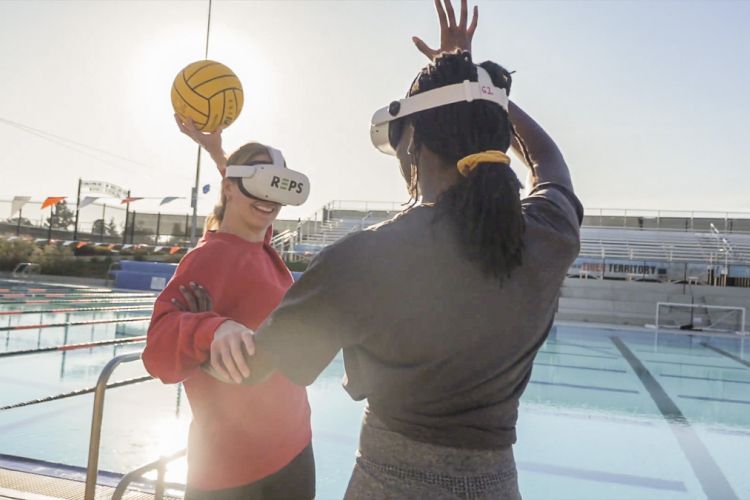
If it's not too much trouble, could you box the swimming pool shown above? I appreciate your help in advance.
[0,279,748,499]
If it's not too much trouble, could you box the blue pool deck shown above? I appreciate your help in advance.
[0,279,748,499]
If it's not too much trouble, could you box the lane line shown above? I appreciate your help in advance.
[700,342,750,370]
[639,358,744,371]
[678,395,750,406]
[536,351,619,361]
[534,362,627,374]
[545,340,617,356]
[633,348,719,359]
[517,461,687,492]
[529,380,638,394]
[611,336,738,500]
[660,373,750,385]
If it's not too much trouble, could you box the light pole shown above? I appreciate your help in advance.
[190,0,213,246]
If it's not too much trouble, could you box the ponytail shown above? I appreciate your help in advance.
[436,163,524,280]
[202,194,226,235]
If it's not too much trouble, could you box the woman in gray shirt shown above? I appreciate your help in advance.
[185,1,582,498]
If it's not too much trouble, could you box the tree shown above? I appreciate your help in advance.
[171,222,185,237]
[106,218,120,237]
[92,219,105,236]
[45,200,76,230]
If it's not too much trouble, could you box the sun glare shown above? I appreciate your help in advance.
[145,416,190,483]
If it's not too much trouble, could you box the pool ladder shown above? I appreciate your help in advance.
[84,352,186,499]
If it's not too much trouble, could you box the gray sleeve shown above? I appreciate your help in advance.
[522,182,584,244]
[252,243,363,386]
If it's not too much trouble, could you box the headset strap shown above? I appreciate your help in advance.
[372,67,508,125]
[226,147,286,177]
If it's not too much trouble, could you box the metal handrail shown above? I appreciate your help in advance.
[270,229,297,252]
[11,262,40,278]
[269,228,291,244]
[112,448,187,500]
[84,351,147,500]
[359,212,373,230]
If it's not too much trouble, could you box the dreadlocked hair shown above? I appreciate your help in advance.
[409,51,525,281]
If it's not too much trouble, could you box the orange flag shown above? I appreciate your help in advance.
[76,242,88,249]
[121,197,143,205]
[41,197,66,209]
[169,246,181,255]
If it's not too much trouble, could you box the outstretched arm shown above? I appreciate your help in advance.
[509,102,573,192]
[174,114,228,176]
[176,247,351,387]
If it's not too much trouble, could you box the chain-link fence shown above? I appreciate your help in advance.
[1,198,205,246]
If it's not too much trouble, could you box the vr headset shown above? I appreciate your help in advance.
[370,66,509,155]
[225,147,310,206]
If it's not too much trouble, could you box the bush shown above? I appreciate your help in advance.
[74,245,114,257]
[0,239,39,271]
[162,254,183,263]
[0,238,114,278]
[30,245,77,275]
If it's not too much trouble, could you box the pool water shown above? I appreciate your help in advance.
[0,280,748,499]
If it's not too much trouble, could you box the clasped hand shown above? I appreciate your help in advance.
[172,282,254,384]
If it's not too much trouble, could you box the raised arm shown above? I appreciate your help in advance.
[411,0,574,194]
[174,114,228,176]
[509,101,573,191]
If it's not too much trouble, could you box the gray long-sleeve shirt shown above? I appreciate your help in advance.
[253,183,582,449]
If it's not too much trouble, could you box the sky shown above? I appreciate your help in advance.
[1,0,749,222]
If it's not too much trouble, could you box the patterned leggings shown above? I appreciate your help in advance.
[344,414,521,500]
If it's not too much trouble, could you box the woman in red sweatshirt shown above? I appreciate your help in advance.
[141,139,313,500]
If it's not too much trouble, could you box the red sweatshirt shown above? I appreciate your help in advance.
[142,230,311,491]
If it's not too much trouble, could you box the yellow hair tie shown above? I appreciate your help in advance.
[457,150,511,177]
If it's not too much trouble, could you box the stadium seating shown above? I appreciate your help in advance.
[278,208,750,267]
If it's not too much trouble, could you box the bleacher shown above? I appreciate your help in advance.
[276,202,750,268]
[278,207,399,255]
[579,227,750,265]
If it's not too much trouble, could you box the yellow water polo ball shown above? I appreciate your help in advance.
[171,60,244,132]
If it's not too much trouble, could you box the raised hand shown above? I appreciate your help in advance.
[174,113,227,176]
[412,0,478,61]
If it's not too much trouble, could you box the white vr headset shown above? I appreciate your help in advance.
[370,66,509,155]
[225,147,310,206]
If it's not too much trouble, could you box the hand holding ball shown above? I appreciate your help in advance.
[171,60,243,132]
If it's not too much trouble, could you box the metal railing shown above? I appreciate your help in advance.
[581,208,750,234]
[359,212,373,230]
[112,448,187,500]
[270,228,297,253]
[327,200,405,212]
[11,262,40,278]
[84,352,150,500]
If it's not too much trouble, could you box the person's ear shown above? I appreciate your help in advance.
[222,179,234,201]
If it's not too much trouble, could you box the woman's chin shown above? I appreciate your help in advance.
[245,213,277,232]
